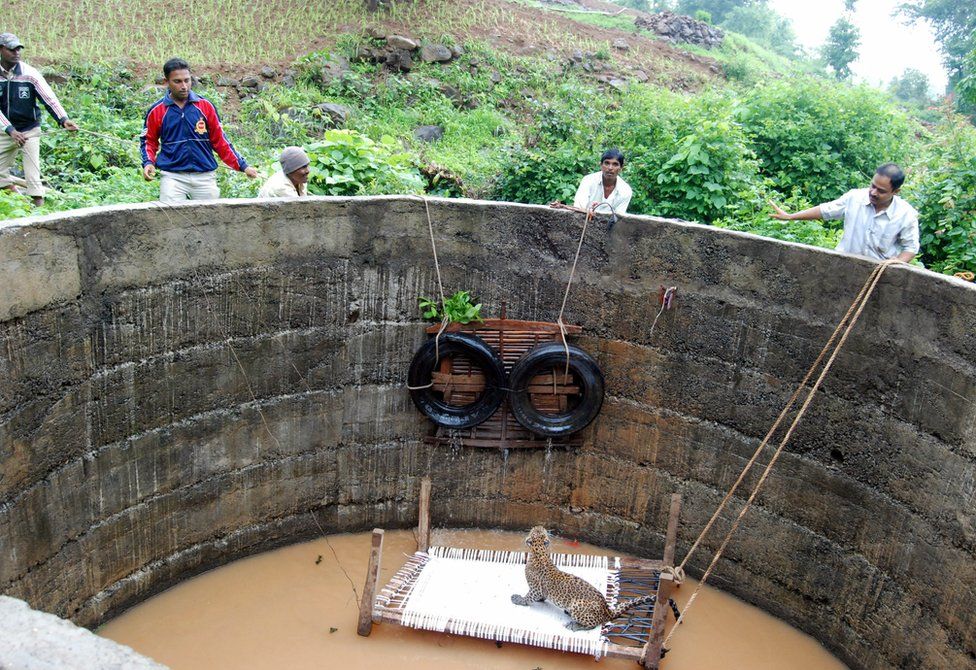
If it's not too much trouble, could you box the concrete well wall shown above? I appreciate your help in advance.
[0,197,973,669]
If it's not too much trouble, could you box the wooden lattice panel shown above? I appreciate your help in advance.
[422,318,584,450]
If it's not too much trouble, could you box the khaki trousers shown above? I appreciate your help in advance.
[159,170,219,203]
[0,127,44,197]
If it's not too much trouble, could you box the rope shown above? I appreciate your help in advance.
[405,196,451,391]
[664,258,901,651]
[555,203,600,377]
[647,286,676,341]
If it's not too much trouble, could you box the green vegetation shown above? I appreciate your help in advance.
[419,290,484,324]
[0,0,973,276]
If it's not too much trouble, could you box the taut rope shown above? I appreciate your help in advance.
[664,258,902,651]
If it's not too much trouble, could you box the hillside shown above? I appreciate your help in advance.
[1,0,974,276]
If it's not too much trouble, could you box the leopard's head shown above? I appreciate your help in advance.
[525,526,551,552]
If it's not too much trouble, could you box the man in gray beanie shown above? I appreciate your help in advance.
[259,146,310,198]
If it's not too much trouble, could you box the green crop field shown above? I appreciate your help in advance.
[3,0,494,65]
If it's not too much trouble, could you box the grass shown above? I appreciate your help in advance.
[3,0,506,66]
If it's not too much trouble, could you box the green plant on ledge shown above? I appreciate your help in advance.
[418,290,483,324]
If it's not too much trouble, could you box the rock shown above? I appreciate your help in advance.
[352,45,384,64]
[490,70,502,84]
[632,70,649,83]
[450,45,465,59]
[438,83,462,103]
[612,38,630,51]
[318,55,351,85]
[414,125,444,143]
[154,75,166,85]
[365,25,386,39]
[420,43,453,63]
[385,49,413,72]
[609,78,627,91]
[260,66,277,79]
[635,11,724,48]
[386,35,418,51]
[240,74,261,88]
[315,102,351,126]
[217,76,239,87]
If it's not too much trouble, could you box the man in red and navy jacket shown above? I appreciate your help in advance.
[141,58,257,202]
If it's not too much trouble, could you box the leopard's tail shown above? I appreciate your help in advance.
[608,595,656,619]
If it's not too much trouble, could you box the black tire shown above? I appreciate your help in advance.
[508,342,605,437]
[408,332,507,429]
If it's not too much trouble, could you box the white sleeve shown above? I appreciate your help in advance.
[897,212,921,254]
[614,183,631,214]
[572,174,591,210]
[819,190,854,220]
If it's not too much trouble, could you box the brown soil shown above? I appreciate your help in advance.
[34,0,722,118]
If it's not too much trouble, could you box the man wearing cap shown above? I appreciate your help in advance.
[0,33,78,206]
[141,57,257,203]
[259,146,310,198]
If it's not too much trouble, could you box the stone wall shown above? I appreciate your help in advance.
[0,197,973,670]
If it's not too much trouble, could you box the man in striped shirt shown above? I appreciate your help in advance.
[140,58,257,203]
[0,33,78,206]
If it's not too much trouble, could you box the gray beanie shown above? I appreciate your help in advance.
[279,146,310,175]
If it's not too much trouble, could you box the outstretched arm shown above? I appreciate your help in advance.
[769,200,823,221]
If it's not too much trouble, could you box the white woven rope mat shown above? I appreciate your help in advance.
[378,546,622,659]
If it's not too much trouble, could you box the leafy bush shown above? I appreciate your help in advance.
[419,290,483,324]
[305,129,424,195]
[904,112,976,274]
[614,88,760,222]
[739,77,919,205]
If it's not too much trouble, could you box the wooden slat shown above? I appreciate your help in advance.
[642,572,674,669]
[425,319,582,335]
[357,529,385,637]
[663,494,681,568]
[417,478,432,553]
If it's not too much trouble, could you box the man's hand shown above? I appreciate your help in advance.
[244,166,258,179]
[768,200,792,220]
[142,164,156,181]
[8,130,27,147]
[63,120,79,132]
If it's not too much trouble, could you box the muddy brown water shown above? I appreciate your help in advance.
[99,529,847,670]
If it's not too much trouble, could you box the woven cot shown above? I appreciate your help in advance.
[358,492,681,669]
[364,546,677,668]
[376,547,621,658]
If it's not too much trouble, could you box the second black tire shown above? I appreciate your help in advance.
[407,332,507,430]
[508,342,605,437]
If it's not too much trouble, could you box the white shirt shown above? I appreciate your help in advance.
[258,170,306,198]
[820,188,920,260]
[572,171,632,215]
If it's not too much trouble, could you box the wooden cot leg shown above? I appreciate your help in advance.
[418,476,432,552]
[663,493,682,568]
[642,493,682,668]
[357,528,385,637]
[642,572,674,669]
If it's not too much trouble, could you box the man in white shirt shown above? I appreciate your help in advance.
[551,149,633,216]
[258,146,310,198]
[769,163,919,262]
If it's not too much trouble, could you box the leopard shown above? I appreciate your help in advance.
[510,526,655,631]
